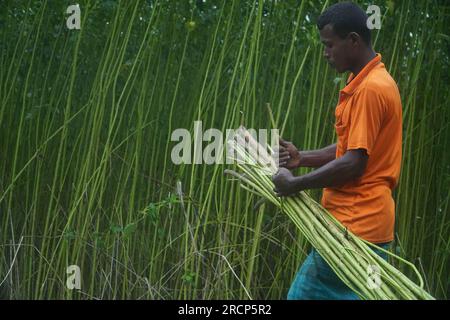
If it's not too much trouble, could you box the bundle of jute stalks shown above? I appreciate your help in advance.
[225,127,434,300]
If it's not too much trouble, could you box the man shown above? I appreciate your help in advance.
[272,2,402,300]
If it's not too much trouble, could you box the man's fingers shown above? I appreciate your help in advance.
[277,150,290,166]
[273,189,283,197]
[279,138,289,147]
[273,151,289,159]
[272,146,286,154]
[278,158,289,164]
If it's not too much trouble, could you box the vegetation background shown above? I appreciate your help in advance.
[0,0,449,299]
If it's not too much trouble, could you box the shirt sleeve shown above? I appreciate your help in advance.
[347,87,385,156]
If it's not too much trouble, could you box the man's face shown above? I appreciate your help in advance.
[319,24,353,73]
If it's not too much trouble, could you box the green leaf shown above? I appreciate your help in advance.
[63,229,77,240]
[182,271,196,283]
[157,228,165,239]
[163,194,178,206]
[95,237,106,249]
[124,222,137,236]
[110,225,123,234]
[146,203,158,222]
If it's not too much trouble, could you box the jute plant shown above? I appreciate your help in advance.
[225,127,434,300]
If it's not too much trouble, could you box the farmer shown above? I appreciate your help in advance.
[272,2,402,300]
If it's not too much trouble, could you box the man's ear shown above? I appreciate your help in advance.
[348,32,362,48]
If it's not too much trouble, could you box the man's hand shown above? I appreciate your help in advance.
[274,138,301,169]
[272,167,298,197]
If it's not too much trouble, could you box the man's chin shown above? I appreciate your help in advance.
[334,66,346,74]
[329,63,342,73]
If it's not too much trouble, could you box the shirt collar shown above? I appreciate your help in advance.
[340,53,382,96]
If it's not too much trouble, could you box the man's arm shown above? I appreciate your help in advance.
[276,139,336,169]
[272,149,368,196]
[299,143,337,168]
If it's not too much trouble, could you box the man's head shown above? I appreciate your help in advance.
[317,2,372,73]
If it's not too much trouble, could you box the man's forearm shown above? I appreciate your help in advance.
[291,150,366,192]
[298,143,336,168]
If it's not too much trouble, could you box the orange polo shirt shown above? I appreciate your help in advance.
[321,53,402,244]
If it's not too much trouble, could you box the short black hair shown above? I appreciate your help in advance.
[317,2,371,46]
